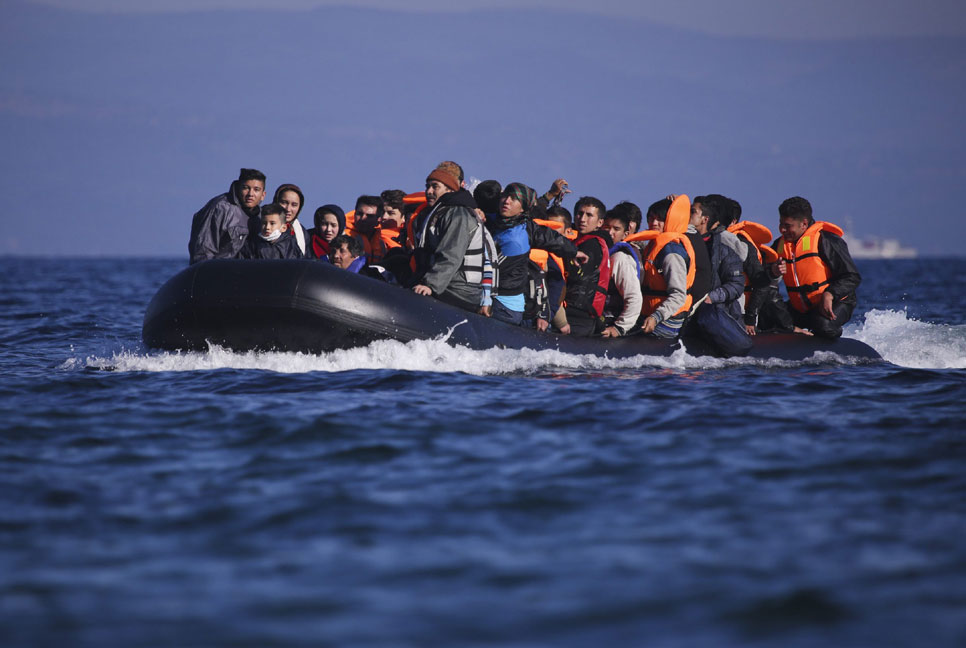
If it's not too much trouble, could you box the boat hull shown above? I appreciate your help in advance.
[142,260,881,361]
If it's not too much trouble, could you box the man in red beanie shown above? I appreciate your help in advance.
[410,161,493,313]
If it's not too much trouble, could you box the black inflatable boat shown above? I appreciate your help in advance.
[142,260,881,360]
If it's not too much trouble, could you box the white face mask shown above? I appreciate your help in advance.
[259,229,283,242]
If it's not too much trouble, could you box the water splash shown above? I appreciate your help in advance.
[73,338,868,377]
[847,309,966,369]
[68,308,963,376]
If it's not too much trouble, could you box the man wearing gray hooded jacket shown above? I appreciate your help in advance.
[686,196,753,356]
[189,168,266,264]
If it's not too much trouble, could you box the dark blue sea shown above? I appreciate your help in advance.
[1,257,964,648]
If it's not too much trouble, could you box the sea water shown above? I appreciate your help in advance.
[1,257,964,647]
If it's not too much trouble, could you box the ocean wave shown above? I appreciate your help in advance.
[65,308,963,376]
[72,338,875,377]
[848,309,966,369]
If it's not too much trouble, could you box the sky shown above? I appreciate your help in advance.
[30,0,966,39]
[3,0,965,257]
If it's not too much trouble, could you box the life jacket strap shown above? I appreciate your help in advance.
[786,279,829,294]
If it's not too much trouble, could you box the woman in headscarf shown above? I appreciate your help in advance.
[273,183,308,255]
[307,204,346,263]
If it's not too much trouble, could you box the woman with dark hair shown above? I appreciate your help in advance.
[273,183,308,255]
[307,204,346,263]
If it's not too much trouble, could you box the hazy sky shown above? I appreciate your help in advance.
[4,0,965,257]
[28,0,966,38]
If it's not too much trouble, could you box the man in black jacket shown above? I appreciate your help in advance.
[563,196,612,337]
[769,196,862,339]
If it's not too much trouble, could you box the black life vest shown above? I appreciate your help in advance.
[566,233,611,317]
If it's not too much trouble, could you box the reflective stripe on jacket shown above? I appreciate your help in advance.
[780,221,844,313]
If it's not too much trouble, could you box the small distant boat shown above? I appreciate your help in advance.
[841,218,917,259]
[843,235,918,260]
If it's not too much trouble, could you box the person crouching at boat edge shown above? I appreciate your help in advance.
[410,161,491,313]
[239,203,303,259]
[188,168,266,264]
[768,196,861,340]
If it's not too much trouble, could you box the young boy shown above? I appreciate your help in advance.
[544,205,575,237]
[241,204,303,259]
[600,209,643,337]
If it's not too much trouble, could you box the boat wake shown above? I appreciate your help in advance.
[66,309,961,375]
[848,308,966,369]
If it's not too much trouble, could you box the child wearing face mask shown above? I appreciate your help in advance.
[240,203,303,260]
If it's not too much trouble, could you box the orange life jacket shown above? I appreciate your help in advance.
[405,197,429,250]
[379,226,404,250]
[779,221,844,313]
[728,220,778,308]
[407,202,432,273]
[623,194,696,318]
[629,231,697,318]
[345,210,390,264]
[530,218,570,275]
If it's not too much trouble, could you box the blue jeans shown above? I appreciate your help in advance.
[491,299,524,326]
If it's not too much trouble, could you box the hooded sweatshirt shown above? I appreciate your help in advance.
[188,180,261,264]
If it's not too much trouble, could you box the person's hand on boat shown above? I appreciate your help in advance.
[478,305,492,317]
[413,284,433,296]
[536,318,549,332]
[821,292,837,320]
[641,316,657,334]
[558,323,571,335]
[601,326,621,338]
[745,324,757,337]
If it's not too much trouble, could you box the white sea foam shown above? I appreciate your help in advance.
[70,309,963,375]
[847,308,966,369]
[75,338,855,376]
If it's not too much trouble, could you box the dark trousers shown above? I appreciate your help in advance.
[760,298,855,339]
[565,308,600,337]
[491,299,524,326]
[690,302,754,357]
[792,300,856,339]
